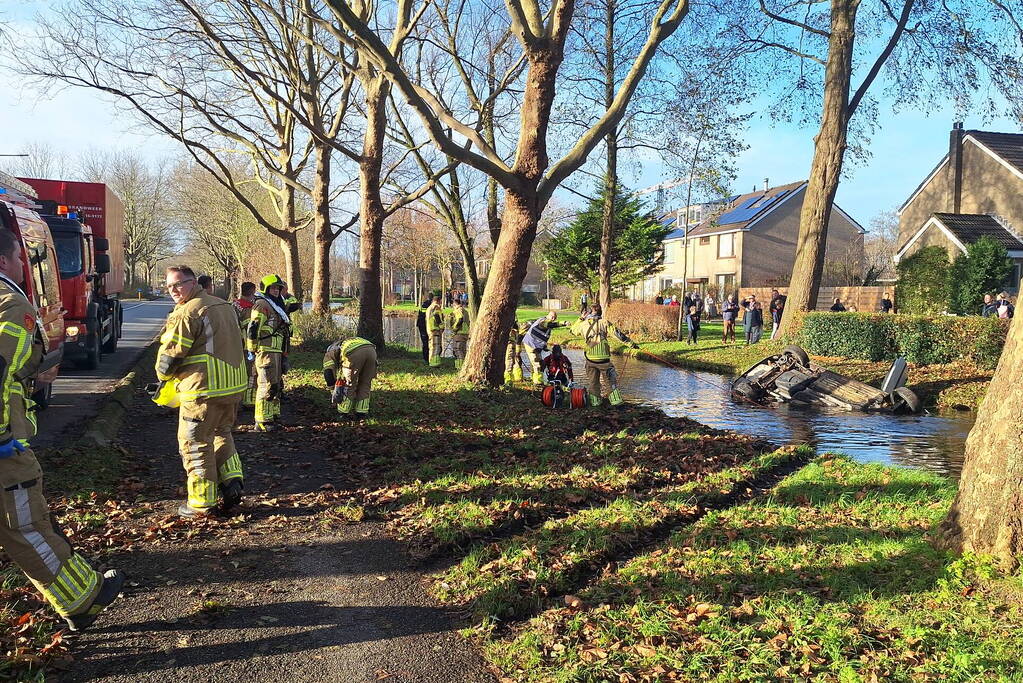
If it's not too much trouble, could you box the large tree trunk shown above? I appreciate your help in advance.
[461,189,541,385]
[277,183,303,302]
[938,307,1023,569]
[310,141,333,315]
[484,60,502,247]
[779,0,857,335]
[460,47,563,386]
[356,79,388,347]
[597,0,617,312]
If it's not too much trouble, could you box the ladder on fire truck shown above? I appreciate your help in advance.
[0,170,40,209]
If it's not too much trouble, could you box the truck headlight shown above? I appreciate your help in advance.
[65,325,80,338]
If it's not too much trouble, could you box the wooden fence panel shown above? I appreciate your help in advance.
[738,286,893,313]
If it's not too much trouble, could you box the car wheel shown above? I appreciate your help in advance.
[781,344,810,367]
[732,378,764,402]
[890,386,922,414]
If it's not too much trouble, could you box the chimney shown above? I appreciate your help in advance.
[950,121,964,214]
[764,178,770,192]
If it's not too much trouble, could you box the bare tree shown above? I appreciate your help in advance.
[862,209,898,285]
[1,140,68,179]
[323,0,691,385]
[732,0,1023,333]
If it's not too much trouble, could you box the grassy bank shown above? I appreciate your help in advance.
[551,320,991,410]
[384,302,582,325]
[284,348,1021,680]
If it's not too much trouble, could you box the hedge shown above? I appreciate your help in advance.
[607,302,678,341]
[798,312,1008,369]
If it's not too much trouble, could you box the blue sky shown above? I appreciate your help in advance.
[2,2,1019,231]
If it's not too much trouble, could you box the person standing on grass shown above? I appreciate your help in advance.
[523,311,563,385]
[505,317,525,384]
[570,304,639,406]
[685,305,701,344]
[446,297,471,370]
[721,294,739,343]
[580,292,588,312]
[0,228,125,631]
[426,295,444,367]
[769,289,786,340]
[704,293,717,318]
[415,297,431,363]
[744,294,764,345]
[233,281,258,409]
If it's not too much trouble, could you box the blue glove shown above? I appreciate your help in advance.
[0,439,26,459]
[246,351,255,363]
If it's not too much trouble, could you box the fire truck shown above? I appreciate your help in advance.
[18,178,125,370]
[0,172,67,405]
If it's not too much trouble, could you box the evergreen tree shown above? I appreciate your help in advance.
[542,183,670,296]
[947,237,1013,315]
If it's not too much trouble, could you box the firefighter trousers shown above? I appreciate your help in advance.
[255,351,283,425]
[243,358,257,407]
[338,344,377,416]
[178,394,245,509]
[452,334,468,369]
[528,347,544,384]
[429,331,443,367]
[505,342,523,383]
[0,447,102,616]
[585,358,623,406]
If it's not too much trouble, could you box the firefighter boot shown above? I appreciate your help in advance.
[178,503,213,519]
[221,479,244,513]
[66,569,126,632]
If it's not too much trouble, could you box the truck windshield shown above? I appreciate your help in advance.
[53,233,84,278]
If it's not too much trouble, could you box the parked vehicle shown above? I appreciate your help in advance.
[0,173,67,407]
[19,178,125,369]
[732,345,923,413]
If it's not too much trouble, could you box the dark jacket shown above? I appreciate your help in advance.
[416,302,430,333]
[721,301,740,322]
[981,301,999,317]
[745,303,763,327]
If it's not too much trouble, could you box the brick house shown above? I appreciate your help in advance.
[634,180,864,299]
[894,124,1023,289]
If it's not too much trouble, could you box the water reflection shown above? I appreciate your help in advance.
[344,312,975,478]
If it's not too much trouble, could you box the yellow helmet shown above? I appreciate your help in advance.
[260,274,285,293]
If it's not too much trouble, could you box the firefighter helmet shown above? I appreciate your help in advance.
[260,274,285,293]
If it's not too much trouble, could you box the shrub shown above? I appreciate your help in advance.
[896,246,950,314]
[520,291,540,306]
[799,312,1008,369]
[290,311,352,350]
[606,302,678,341]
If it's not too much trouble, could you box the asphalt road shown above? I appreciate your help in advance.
[34,298,175,449]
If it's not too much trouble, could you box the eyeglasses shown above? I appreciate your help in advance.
[168,279,195,290]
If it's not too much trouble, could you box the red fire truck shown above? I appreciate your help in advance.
[19,178,125,369]
[0,172,67,405]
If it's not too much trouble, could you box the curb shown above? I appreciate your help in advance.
[77,339,160,450]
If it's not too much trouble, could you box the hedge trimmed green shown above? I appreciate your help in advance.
[798,312,1008,368]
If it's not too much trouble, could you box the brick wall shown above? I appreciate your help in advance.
[738,286,893,313]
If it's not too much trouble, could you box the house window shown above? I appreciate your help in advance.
[663,242,674,264]
[699,236,711,246]
[1006,263,1022,291]
[717,273,735,296]
[718,233,734,258]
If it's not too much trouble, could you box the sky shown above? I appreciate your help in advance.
[1,2,1020,232]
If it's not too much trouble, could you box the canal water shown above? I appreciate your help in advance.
[364,313,976,477]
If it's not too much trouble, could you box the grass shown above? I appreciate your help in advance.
[281,346,1023,681]
[385,302,582,325]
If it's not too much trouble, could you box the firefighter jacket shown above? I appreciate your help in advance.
[425,302,444,334]
[247,294,291,354]
[323,337,375,384]
[508,323,523,346]
[542,353,573,381]
[447,307,470,336]
[0,275,45,445]
[523,317,562,351]
[157,290,249,401]
[570,317,632,362]
[233,298,254,329]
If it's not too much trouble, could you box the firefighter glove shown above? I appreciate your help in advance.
[145,381,165,397]
[282,356,290,374]
[0,438,26,459]
[331,383,347,405]
[246,351,255,363]
[324,369,336,388]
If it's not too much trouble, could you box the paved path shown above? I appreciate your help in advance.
[35,299,174,449]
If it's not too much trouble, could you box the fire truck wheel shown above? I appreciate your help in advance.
[79,334,101,370]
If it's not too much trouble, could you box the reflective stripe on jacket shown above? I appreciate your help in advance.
[0,278,44,443]
[570,317,628,362]
[247,295,289,353]
[426,303,444,333]
[447,308,470,336]
[157,291,248,400]
[323,337,375,371]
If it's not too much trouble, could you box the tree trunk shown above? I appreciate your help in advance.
[460,189,541,385]
[937,308,1023,569]
[779,0,857,334]
[356,79,388,347]
[278,183,302,302]
[310,141,333,315]
[484,59,502,247]
[597,0,617,312]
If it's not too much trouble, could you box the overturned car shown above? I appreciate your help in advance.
[732,345,922,414]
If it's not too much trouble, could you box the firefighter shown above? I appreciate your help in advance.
[569,304,638,406]
[156,265,248,518]
[447,297,470,369]
[415,297,430,363]
[0,228,124,630]
[504,317,524,384]
[523,311,563,385]
[233,281,257,408]
[323,337,377,418]
[247,275,291,431]
[425,295,444,368]
[541,344,574,385]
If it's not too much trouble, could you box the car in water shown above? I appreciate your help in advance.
[732,345,922,414]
